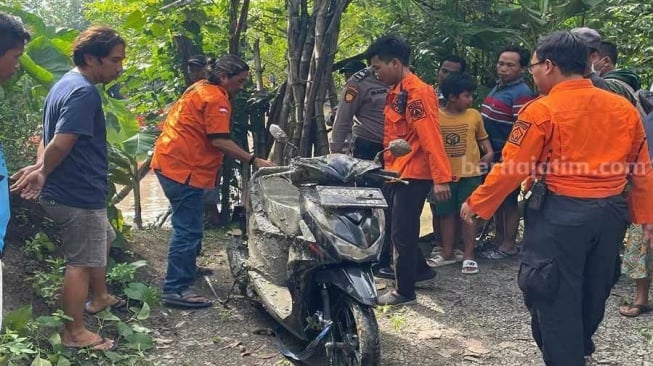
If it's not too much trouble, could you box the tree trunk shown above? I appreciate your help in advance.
[252,38,265,91]
[172,35,202,86]
[284,0,352,159]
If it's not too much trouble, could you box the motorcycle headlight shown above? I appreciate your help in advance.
[304,199,385,262]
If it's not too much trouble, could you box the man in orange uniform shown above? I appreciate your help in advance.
[461,32,653,365]
[367,35,453,306]
[152,55,274,308]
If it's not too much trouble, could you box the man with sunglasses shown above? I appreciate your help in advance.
[479,46,534,260]
[462,31,653,366]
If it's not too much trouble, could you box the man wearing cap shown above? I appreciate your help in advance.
[330,59,394,278]
[570,27,610,90]
[329,60,388,160]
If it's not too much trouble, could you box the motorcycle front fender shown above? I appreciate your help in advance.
[314,266,377,307]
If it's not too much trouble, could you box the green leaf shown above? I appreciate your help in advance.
[150,23,166,37]
[123,282,148,301]
[125,333,154,351]
[19,54,54,87]
[31,357,52,366]
[116,322,134,337]
[56,357,71,366]
[25,36,72,81]
[129,260,149,270]
[94,310,121,322]
[103,351,126,363]
[121,131,159,160]
[125,10,146,30]
[136,302,151,320]
[36,315,63,328]
[3,305,33,332]
[48,333,62,347]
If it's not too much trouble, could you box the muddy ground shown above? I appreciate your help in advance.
[3,226,652,366]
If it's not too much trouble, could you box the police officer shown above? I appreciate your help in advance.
[329,60,388,160]
[570,27,610,91]
[461,31,653,365]
[330,60,396,279]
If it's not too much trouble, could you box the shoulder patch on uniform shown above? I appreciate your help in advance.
[344,86,359,103]
[407,100,426,121]
[508,120,531,146]
[517,96,542,113]
[353,68,370,81]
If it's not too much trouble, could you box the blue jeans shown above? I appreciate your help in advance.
[0,146,10,254]
[155,171,204,294]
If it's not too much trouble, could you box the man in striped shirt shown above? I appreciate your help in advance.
[480,46,534,259]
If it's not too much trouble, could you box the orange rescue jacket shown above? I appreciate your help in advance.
[467,79,653,224]
[383,73,452,184]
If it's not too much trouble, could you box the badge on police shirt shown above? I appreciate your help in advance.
[508,120,531,146]
[407,100,426,121]
[344,86,359,103]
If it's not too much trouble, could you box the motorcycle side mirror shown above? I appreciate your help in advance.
[269,124,289,143]
[388,139,411,157]
[372,139,411,165]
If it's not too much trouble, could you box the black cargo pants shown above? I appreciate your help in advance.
[518,193,628,366]
[390,179,434,298]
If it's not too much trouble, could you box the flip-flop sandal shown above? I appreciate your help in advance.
[64,336,117,351]
[619,303,652,317]
[462,259,479,274]
[84,297,128,315]
[162,289,212,309]
[426,254,457,268]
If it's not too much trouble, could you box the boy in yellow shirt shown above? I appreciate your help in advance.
[427,73,493,274]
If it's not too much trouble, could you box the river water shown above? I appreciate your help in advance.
[117,170,434,235]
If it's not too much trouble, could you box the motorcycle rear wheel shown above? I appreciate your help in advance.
[328,297,380,366]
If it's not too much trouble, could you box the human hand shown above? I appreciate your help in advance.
[643,223,653,249]
[10,163,42,187]
[433,183,451,202]
[254,158,276,169]
[460,202,477,224]
[10,169,45,200]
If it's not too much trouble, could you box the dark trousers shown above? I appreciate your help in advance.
[352,137,394,267]
[352,137,384,161]
[156,171,204,294]
[519,194,627,366]
[391,179,434,298]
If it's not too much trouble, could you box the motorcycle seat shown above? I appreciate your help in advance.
[259,175,301,235]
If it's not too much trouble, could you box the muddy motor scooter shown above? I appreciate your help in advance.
[227,125,410,365]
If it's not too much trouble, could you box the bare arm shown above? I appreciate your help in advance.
[211,137,275,168]
[11,134,78,199]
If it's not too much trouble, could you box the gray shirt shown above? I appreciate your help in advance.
[330,68,388,152]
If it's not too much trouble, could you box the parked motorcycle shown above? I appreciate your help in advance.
[227,125,410,365]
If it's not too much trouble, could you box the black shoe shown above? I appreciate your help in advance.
[416,268,437,282]
[377,291,416,306]
[373,266,395,279]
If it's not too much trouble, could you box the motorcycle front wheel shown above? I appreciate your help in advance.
[327,297,380,366]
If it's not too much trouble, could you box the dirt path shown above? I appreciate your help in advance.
[129,228,653,366]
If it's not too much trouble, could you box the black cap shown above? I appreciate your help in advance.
[339,60,366,74]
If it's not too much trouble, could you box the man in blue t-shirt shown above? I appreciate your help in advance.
[480,46,534,259]
[12,26,125,351]
[0,11,31,331]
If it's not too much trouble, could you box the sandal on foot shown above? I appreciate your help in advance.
[162,289,212,309]
[64,336,117,351]
[462,259,479,274]
[426,254,457,268]
[84,297,127,315]
[619,303,652,317]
